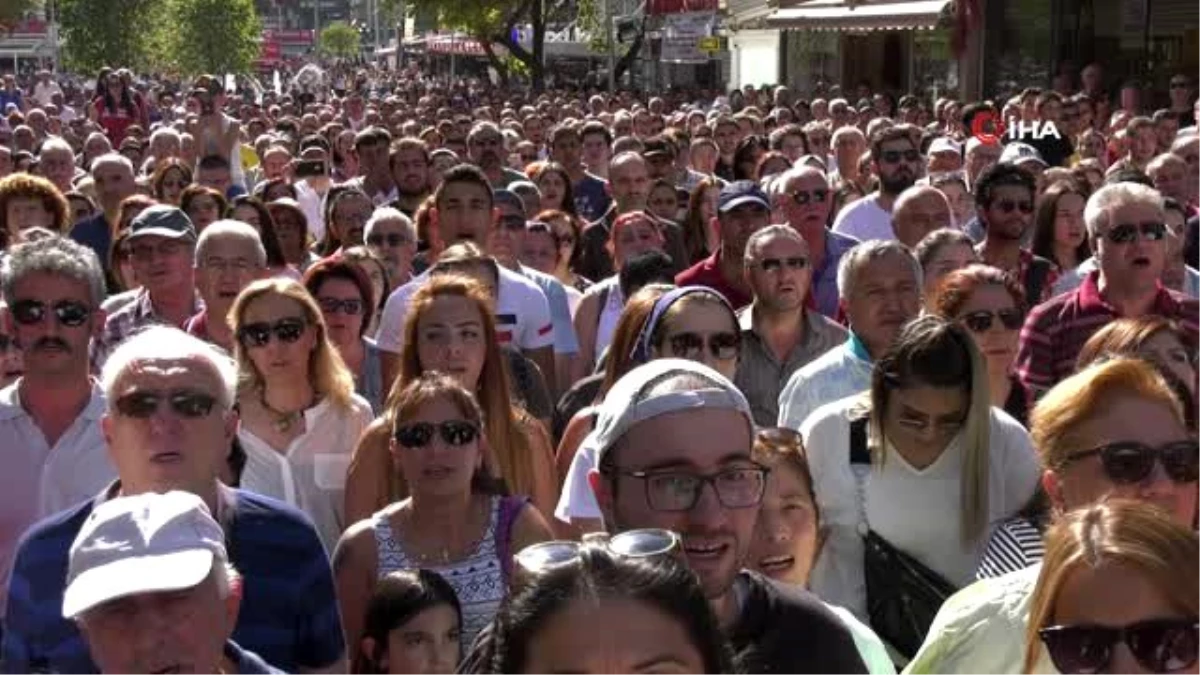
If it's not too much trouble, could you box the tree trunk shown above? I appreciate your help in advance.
[529,0,546,92]
[480,38,510,87]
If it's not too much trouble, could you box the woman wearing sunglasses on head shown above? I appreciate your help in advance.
[476,530,734,674]
[1024,500,1198,674]
[801,315,1041,660]
[230,278,374,552]
[930,264,1032,426]
[351,569,463,674]
[344,274,558,526]
[334,373,554,661]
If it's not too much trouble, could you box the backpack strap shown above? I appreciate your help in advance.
[495,495,529,583]
[850,416,871,466]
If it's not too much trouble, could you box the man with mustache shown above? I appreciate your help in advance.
[0,236,115,626]
[467,121,527,190]
[833,127,922,243]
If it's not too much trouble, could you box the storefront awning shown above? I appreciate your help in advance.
[767,0,951,32]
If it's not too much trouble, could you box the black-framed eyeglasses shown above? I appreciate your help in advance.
[665,331,741,361]
[10,299,91,327]
[1039,618,1198,674]
[367,233,410,247]
[617,465,770,512]
[394,420,480,448]
[961,308,1024,333]
[1104,221,1167,244]
[992,199,1034,214]
[880,149,921,164]
[236,317,307,348]
[755,256,809,273]
[791,189,828,206]
[318,297,363,316]
[114,389,219,419]
[1065,440,1198,485]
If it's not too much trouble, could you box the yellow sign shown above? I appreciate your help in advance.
[698,36,720,52]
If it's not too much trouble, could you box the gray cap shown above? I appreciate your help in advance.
[128,205,197,242]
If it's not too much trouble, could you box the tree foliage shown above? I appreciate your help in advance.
[161,0,261,75]
[320,21,362,60]
[59,0,160,72]
[408,0,551,91]
[0,0,40,32]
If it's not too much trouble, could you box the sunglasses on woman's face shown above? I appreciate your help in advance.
[666,331,741,361]
[961,308,1024,333]
[236,317,306,348]
[1065,440,1198,485]
[318,298,363,316]
[1039,618,1198,674]
[394,420,479,448]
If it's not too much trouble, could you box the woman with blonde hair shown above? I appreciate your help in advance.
[231,278,374,552]
[344,274,558,525]
[1024,500,1198,674]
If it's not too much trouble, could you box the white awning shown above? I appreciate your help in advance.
[767,0,951,31]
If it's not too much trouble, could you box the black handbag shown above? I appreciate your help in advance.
[849,417,958,660]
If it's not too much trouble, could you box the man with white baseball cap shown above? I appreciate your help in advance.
[926,137,964,173]
[64,491,280,674]
[583,358,868,673]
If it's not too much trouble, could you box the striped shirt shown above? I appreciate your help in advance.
[1014,271,1199,397]
[975,517,1045,580]
[2,482,344,674]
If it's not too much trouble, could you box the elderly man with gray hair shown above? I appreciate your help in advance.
[1015,182,1199,396]
[187,219,268,351]
[64,491,280,673]
[363,206,416,285]
[36,136,78,194]
[777,239,922,430]
[3,326,346,674]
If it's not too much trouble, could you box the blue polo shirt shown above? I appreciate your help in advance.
[2,483,344,674]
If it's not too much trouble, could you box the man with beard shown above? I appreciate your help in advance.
[548,123,611,222]
[973,163,1059,305]
[833,127,922,242]
[387,137,431,217]
[735,225,846,427]
[0,237,115,621]
[468,121,526,190]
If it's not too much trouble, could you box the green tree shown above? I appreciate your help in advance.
[407,0,551,91]
[320,21,361,60]
[159,0,261,75]
[0,0,40,33]
[59,0,159,72]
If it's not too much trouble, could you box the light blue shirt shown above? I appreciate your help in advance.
[1053,256,1200,298]
[519,264,580,355]
[777,334,873,430]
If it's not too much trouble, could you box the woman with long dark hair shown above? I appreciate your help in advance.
[1030,180,1090,274]
[90,68,143,144]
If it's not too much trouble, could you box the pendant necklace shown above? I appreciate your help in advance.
[259,387,309,433]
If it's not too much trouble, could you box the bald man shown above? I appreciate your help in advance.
[892,185,954,248]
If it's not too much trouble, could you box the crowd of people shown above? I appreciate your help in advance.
[0,58,1197,674]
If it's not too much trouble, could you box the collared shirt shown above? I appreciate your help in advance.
[811,230,861,320]
[2,482,344,674]
[348,175,399,207]
[0,381,113,614]
[239,395,374,553]
[675,248,752,309]
[1054,256,1200,299]
[735,304,848,427]
[92,289,204,371]
[517,264,580,355]
[1015,270,1200,395]
[777,334,874,430]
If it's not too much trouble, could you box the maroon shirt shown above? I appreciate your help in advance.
[1015,270,1199,396]
[675,249,752,309]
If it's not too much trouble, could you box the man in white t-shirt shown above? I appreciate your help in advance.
[832,127,922,243]
[31,71,63,108]
[376,165,554,387]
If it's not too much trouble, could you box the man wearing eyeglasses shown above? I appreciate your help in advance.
[833,127,921,243]
[1016,182,1200,397]
[187,220,268,352]
[363,207,416,286]
[0,237,115,635]
[582,358,866,673]
[973,163,1058,306]
[735,225,846,427]
[3,327,346,675]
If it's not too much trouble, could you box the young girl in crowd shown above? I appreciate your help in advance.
[351,569,463,674]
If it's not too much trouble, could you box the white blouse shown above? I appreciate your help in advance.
[800,395,1040,622]
[239,394,373,553]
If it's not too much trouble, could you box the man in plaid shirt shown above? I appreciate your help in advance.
[1016,181,1199,396]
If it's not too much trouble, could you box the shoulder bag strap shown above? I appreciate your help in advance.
[849,416,872,533]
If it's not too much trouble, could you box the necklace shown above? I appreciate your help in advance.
[258,387,309,433]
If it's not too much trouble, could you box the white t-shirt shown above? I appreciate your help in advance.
[376,266,554,354]
[832,194,896,243]
[800,395,1040,622]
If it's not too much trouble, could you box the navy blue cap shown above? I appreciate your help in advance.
[718,180,771,213]
[493,188,525,213]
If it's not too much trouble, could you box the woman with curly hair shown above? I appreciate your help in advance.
[0,173,70,249]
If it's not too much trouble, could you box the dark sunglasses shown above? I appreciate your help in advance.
[318,297,363,315]
[115,389,219,419]
[1171,81,1190,89]
[1039,618,1198,674]
[880,149,921,164]
[1065,440,1198,485]
[10,299,91,327]
[1104,221,1167,244]
[666,331,741,360]
[394,420,480,448]
[756,256,809,273]
[367,233,409,247]
[961,308,1024,333]
[236,317,307,348]
[791,189,828,206]
[992,199,1035,214]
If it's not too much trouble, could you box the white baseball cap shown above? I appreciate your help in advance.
[928,137,963,157]
[999,142,1048,168]
[62,491,227,619]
